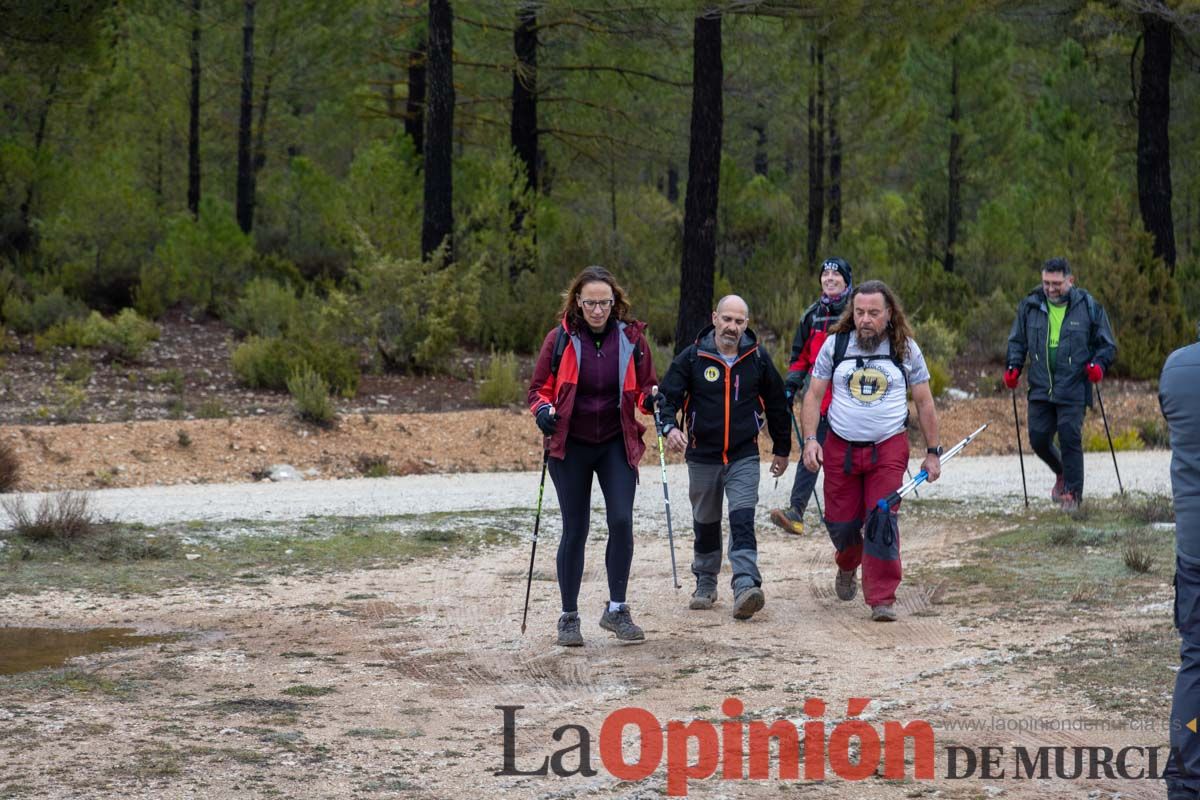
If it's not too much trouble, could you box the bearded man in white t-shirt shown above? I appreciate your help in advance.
[799,280,943,622]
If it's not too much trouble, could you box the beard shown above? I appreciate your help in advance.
[857,326,885,351]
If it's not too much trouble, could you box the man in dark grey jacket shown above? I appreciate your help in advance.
[1161,325,1200,799]
[1004,258,1117,510]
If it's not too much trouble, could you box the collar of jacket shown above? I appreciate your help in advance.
[1029,285,1078,313]
[693,323,759,357]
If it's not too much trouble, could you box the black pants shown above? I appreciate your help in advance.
[789,415,828,514]
[548,436,636,613]
[1027,399,1085,498]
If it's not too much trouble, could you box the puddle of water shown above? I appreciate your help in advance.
[0,627,174,676]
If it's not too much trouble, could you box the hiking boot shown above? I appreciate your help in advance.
[835,568,858,601]
[556,613,583,647]
[769,507,805,535]
[599,604,645,642]
[732,587,765,620]
[871,604,898,622]
[689,580,718,610]
[1059,491,1079,512]
[1051,474,1065,503]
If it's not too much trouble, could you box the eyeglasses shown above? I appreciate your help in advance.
[580,299,614,310]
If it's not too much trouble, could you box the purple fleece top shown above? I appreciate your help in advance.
[569,321,622,444]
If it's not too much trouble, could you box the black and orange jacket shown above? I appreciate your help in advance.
[527,318,657,473]
[658,325,790,465]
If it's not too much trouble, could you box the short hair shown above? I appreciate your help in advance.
[1042,257,1071,276]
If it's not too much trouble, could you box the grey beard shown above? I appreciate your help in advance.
[857,328,885,351]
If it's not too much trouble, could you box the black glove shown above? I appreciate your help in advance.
[642,390,666,414]
[535,406,558,436]
[784,371,805,403]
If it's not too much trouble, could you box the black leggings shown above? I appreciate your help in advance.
[548,436,636,613]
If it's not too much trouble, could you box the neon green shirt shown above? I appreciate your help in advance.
[1047,301,1067,373]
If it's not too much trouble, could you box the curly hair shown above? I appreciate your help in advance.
[829,279,914,362]
[558,266,631,330]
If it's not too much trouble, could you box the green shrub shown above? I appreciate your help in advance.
[354,453,391,478]
[227,278,301,338]
[88,309,160,363]
[912,317,963,366]
[150,368,185,395]
[476,351,522,407]
[1084,427,1144,452]
[1122,532,1155,573]
[1134,416,1170,449]
[927,359,951,398]
[196,399,228,419]
[2,288,88,334]
[59,357,94,385]
[325,240,481,375]
[135,197,254,318]
[287,364,336,427]
[232,335,358,397]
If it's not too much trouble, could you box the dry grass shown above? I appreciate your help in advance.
[0,437,20,492]
[2,490,97,543]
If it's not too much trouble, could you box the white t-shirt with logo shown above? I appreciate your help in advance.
[811,333,931,443]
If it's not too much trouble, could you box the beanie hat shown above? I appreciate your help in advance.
[820,257,852,287]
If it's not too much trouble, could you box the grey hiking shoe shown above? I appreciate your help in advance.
[732,587,765,620]
[871,604,897,622]
[689,577,718,610]
[599,604,645,642]
[557,612,583,647]
[835,568,858,601]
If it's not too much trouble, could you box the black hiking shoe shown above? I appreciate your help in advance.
[835,568,858,601]
[732,587,765,620]
[599,604,645,643]
[689,577,718,610]
[556,613,583,647]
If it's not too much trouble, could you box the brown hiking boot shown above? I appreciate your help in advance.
[769,507,805,535]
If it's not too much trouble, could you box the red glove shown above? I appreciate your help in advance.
[1003,367,1020,390]
[1086,362,1103,383]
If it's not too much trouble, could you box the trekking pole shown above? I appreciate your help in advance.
[651,387,682,590]
[1094,383,1124,495]
[519,448,550,635]
[877,424,988,512]
[1011,389,1029,507]
[905,466,921,499]
[787,402,824,522]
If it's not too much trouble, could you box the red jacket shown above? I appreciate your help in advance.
[527,318,658,473]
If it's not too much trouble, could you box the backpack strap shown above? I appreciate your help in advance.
[549,326,570,377]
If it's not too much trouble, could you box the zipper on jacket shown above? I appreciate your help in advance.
[700,347,758,464]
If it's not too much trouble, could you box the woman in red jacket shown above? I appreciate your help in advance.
[527,266,658,647]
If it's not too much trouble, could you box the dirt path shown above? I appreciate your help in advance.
[0,508,1171,799]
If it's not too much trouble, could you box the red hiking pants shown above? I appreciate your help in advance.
[821,431,908,607]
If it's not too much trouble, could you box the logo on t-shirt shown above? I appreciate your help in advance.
[704,366,720,382]
[846,365,891,405]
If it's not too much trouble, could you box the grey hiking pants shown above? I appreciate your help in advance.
[687,456,761,593]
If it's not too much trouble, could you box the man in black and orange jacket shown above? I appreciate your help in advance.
[657,295,790,620]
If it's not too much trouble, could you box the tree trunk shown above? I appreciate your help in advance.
[1137,9,1176,273]
[235,0,256,235]
[805,40,825,268]
[667,163,679,204]
[14,65,60,254]
[674,13,723,353]
[187,0,201,218]
[421,0,454,262]
[945,36,962,274]
[827,58,841,245]
[509,1,537,281]
[405,34,426,154]
[252,24,278,177]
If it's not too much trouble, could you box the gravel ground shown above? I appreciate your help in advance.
[8,450,1173,527]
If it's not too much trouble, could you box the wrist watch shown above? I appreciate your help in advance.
[805,435,818,443]
[927,446,943,456]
